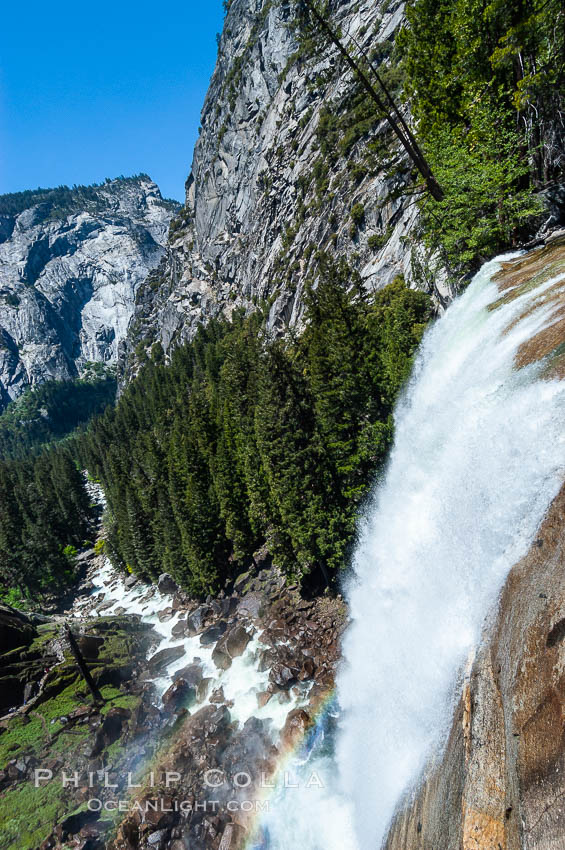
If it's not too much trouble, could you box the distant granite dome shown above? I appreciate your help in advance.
[0,175,179,409]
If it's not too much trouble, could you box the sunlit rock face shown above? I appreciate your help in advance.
[0,177,179,409]
[122,0,442,376]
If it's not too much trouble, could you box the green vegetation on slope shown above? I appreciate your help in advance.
[0,174,178,219]
[75,257,431,596]
[399,0,565,272]
[0,445,94,604]
[0,261,429,602]
[286,0,562,275]
[0,367,116,460]
[0,371,115,605]
[0,667,144,850]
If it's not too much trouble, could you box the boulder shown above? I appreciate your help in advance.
[171,591,190,611]
[0,605,37,653]
[218,717,271,796]
[142,798,175,829]
[209,686,226,704]
[298,658,316,681]
[162,679,195,714]
[147,645,185,672]
[209,704,232,734]
[89,707,131,757]
[269,663,298,690]
[281,708,313,750]
[157,574,178,595]
[23,681,38,703]
[147,830,169,848]
[212,625,252,670]
[184,704,231,742]
[157,608,174,622]
[223,597,240,617]
[59,809,100,838]
[173,663,203,687]
[77,635,105,659]
[69,705,91,721]
[237,592,264,620]
[211,643,231,671]
[171,619,187,638]
[218,823,246,850]
[199,621,228,646]
[233,571,253,594]
[257,691,272,708]
[186,605,212,635]
[257,648,277,672]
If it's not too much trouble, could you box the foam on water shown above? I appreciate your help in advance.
[79,556,306,733]
[256,254,565,848]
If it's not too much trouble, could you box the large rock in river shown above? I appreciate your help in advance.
[147,645,185,673]
[212,625,252,671]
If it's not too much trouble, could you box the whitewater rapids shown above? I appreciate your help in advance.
[257,253,565,849]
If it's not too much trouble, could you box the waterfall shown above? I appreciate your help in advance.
[256,252,565,849]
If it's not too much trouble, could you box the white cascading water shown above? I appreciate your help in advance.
[257,253,565,849]
[82,560,304,731]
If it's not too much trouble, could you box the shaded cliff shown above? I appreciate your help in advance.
[0,176,178,409]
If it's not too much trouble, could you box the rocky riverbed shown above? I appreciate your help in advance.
[0,541,345,850]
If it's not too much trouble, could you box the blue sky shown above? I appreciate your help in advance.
[0,1,225,201]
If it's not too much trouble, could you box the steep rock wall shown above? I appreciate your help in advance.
[385,481,565,850]
[124,0,442,373]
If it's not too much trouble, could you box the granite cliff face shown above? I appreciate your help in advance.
[0,177,178,409]
[124,0,438,373]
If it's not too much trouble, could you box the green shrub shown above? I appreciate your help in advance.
[350,203,365,225]
[368,234,384,250]
[399,0,560,273]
